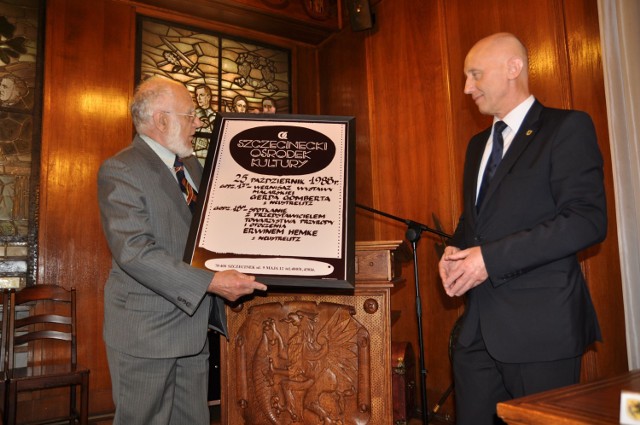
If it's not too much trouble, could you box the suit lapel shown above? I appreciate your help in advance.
[183,155,203,189]
[468,128,492,219]
[132,136,193,217]
[183,156,204,218]
[477,101,544,212]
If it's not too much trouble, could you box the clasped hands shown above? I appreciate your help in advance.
[439,246,488,297]
[207,270,267,302]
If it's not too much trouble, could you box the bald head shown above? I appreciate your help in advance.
[464,33,530,118]
[471,33,529,70]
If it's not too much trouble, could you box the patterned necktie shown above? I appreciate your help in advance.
[476,120,507,211]
[173,156,198,213]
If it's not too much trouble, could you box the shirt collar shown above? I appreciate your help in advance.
[139,134,176,170]
[496,95,535,134]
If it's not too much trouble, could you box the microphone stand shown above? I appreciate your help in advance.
[356,203,451,424]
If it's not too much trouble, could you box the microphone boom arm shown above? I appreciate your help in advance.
[356,203,452,240]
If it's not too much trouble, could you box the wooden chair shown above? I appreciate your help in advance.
[1,290,9,425]
[3,285,89,425]
[1,289,9,368]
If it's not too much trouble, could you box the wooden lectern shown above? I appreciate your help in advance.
[219,241,407,424]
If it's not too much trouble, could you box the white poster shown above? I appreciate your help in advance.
[185,114,355,288]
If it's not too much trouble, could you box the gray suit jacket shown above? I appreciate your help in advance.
[98,135,227,358]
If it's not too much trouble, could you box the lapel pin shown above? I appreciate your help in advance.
[526,129,533,136]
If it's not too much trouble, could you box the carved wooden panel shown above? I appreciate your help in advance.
[221,283,393,424]
[131,0,341,44]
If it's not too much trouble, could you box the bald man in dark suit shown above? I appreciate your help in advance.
[98,76,266,425]
[439,33,606,425]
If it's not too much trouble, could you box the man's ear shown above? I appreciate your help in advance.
[153,110,169,132]
[507,57,524,80]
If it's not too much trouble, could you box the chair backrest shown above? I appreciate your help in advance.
[1,289,9,374]
[5,284,77,373]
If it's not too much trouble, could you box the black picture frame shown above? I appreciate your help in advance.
[184,113,356,289]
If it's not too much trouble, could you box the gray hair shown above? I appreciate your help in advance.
[130,76,174,132]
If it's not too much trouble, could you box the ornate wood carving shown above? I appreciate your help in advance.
[132,0,342,44]
[221,241,401,425]
[302,0,332,20]
[234,301,371,423]
[221,241,403,424]
[223,289,392,424]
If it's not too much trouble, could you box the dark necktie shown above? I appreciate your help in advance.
[173,156,198,213]
[476,120,507,211]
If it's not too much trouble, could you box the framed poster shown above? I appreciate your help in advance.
[185,113,356,289]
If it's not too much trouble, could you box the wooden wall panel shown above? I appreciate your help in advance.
[317,29,375,240]
[562,0,627,379]
[37,0,135,419]
[357,0,462,414]
[292,46,319,114]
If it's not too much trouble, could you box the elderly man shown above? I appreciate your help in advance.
[439,33,606,425]
[98,76,266,425]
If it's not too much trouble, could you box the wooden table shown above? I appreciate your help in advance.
[497,370,640,424]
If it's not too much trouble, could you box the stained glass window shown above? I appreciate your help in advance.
[0,0,43,288]
[137,17,291,164]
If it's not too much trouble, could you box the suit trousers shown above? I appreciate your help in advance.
[452,324,582,425]
[107,342,210,425]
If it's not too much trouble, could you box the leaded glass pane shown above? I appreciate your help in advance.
[137,16,291,165]
[0,0,42,288]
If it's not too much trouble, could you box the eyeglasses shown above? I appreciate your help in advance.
[161,110,198,123]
